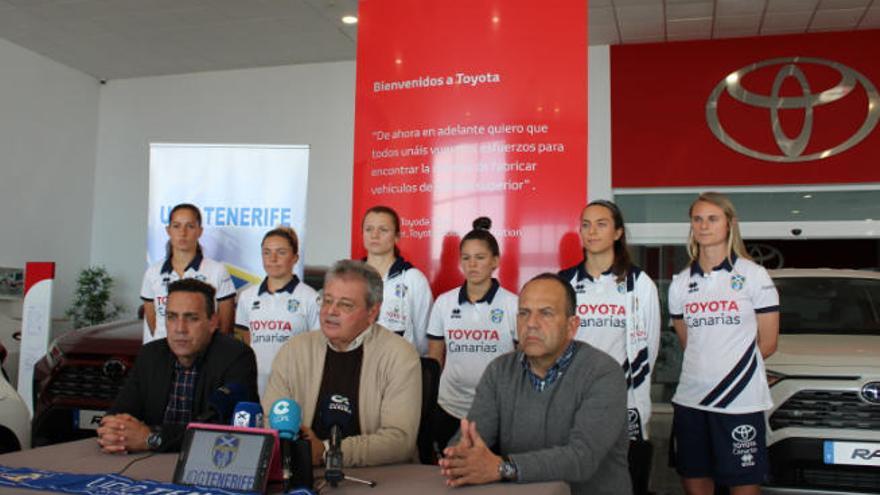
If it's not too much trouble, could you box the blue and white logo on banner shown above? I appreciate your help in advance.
[147,143,310,289]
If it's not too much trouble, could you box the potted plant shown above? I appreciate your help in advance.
[65,266,123,329]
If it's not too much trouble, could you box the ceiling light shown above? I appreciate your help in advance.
[342,15,358,25]
[802,194,812,199]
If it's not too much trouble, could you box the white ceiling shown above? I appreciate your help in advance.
[0,0,877,80]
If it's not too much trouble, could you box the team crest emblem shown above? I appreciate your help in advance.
[288,299,300,313]
[731,274,746,291]
[490,308,504,324]
[212,434,239,469]
[394,283,408,298]
[617,282,627,294]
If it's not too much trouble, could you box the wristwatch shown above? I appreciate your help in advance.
[146,430,163,451]
[498,455,518,482]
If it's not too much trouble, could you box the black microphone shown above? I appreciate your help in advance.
[197,383,248,424]
[320,394,354,487]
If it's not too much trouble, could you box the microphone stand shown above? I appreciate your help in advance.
[324,432,377,488]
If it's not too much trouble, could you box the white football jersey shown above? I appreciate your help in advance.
[140,253,235,343]
[669,256,779,413]
[377,258,433,356]
[427,280,518,419]
[236,276,320,395]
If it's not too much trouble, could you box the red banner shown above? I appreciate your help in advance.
[352,0,588,294]
[612,30,880,188]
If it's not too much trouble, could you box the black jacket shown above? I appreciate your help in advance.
[109,333,258,451]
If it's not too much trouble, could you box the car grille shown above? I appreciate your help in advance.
[770,389,880,430]
[46,364,126,402]
[800,466,880,492]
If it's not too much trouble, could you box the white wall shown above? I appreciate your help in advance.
[91,53,612,316]
[0,38,100,317]
[91,61,357,315]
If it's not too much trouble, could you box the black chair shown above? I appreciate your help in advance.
[417,357,441,464]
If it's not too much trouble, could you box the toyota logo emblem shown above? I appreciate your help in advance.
[706,57,880,162]
[102,359,127,380]
[628,409,639,426]
[746,243,785,269]
[861,382,880,405]
[731,424,757,443]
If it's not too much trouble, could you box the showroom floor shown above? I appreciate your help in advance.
[649,405,685,495]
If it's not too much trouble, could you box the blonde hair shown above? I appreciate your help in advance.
[686,192,751,262]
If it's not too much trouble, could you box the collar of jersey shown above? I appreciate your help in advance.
[160,250,204,275]
[575,259,614,282]
[258,275,300,295]
[689,253,737,277]
[387,257,413,279]
[457,278,500,305]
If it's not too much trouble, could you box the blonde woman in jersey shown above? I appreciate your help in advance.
[558,199,660,495]
[140,203,235,343]
[361,206,433,355]
[426,217,518,453]
[668,192,779,495]
[235,227,319,394]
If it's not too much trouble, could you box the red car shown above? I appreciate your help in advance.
[31,319,142,446]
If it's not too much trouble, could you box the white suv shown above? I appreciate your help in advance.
[764,269,880,494]
[0,343,30,453]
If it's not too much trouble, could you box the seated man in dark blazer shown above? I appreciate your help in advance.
[97,278,258,453]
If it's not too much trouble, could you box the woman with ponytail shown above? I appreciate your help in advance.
[140,203,235,343]
[426,217,518,452]
[558,200,660,495]
[361,206,433,355]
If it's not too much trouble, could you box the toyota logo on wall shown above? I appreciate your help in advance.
[706,57,880,162]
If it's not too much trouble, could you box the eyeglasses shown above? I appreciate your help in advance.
[319,296,359,314]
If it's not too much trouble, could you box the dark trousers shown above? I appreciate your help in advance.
[430,406,462,456]
[629,439,654,495]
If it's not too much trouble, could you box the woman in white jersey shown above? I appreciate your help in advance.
[426,217,518,453]
[361,205,433,355]
[558,200,660,495]
[140,203,236,343]
[668,192,779,495]
[235,226,319,394]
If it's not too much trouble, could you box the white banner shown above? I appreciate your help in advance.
[147,143,310,290]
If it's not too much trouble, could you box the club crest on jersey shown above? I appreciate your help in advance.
[688,281,699,293]
[212,434,239,469]
[451,308,461,319]
[287,298,300,313]
[394,283,408,298]
[490,308,504,324]
[731,274,746,291]
[617,281,627,294]
[251,300,261,310]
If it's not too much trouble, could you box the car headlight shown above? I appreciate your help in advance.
[46,342,64,369]
[766,369,786,387]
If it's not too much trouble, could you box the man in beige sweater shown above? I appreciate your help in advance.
[262,260,422,467]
